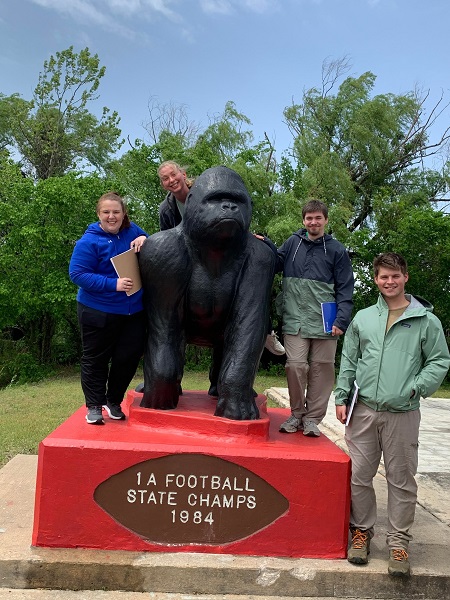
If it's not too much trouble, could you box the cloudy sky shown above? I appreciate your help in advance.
[1,0,449,160]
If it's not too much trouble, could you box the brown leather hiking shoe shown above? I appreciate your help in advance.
[388,548,410,577]
[347,528,370,564]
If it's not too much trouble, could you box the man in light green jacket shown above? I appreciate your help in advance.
[335,252,450,577]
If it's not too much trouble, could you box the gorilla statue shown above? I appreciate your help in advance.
[139,166,276,420]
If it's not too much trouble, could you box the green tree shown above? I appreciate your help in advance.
[283,59,450,346]
[0,157,117,382]
[106,141,163,234]
[109,101,286,236]
[352,197,450,328]
[283,59,450,241]
[0,47,122,179]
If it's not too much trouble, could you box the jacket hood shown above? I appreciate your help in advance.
[406,293,434,312]
[85,222,105,236]
[84,222,128,237]
[291,229,333,259]
[294,228,333,242]
[377,293,434,313]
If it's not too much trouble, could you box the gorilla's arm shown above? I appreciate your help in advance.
[139,228,192,409]
[214,234,276,420]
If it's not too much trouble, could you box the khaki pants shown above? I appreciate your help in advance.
[345,401,420,550]
[284,332,337,424]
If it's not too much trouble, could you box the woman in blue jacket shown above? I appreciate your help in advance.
[69,192,148,425]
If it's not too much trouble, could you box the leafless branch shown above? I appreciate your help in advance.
[263,131,277,197]
[142,97,201,144]
[321,56,351,97]
[263,132,275,172]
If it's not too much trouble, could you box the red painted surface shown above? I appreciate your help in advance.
[128,391,270,441]
[32,390,350,558]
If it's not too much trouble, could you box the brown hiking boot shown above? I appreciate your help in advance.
[347,528,370,565]
[388,548,410,577]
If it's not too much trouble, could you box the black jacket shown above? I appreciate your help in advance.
[159,193,182,230]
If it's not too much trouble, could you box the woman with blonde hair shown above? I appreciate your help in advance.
[158,160,195,230]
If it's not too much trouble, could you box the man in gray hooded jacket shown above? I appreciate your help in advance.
[274,199,354,437]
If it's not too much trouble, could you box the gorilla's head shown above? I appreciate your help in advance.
[183,166,252,246]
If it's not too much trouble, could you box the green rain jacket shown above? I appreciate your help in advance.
[335,294,450,411]
[274,229,354,338]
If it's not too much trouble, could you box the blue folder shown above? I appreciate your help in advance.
[321,302,337,334]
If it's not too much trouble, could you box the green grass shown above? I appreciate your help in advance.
[1,367,448,468]
[0,367,287,468]
[435,383,450,398]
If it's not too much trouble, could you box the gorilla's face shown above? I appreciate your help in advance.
[183,167,252,245]
[197,191,248,240]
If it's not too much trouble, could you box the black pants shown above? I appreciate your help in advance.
[77,303,146,409]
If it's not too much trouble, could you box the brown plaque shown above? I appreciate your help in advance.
[94,453,289,544]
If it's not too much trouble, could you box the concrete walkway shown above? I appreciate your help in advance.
[267,389,450,527]
[0,392,449,599]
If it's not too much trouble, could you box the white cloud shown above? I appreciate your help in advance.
[28,0,181,33]
[29,0,135,37]
[26,0,278,39]
[199,0,233,15]
[199,0,278,15]
[106,0,180,20]
[242,0,276,13]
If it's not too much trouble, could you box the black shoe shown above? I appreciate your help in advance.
[103,402,126,420]
[86,407,104,425]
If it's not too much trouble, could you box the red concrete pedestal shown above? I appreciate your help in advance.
[32,390,350,558]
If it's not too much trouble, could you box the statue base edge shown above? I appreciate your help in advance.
[32,390,350,558]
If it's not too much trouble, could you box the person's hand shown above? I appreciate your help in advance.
[117,277,133,292]
[130,235,147,253]
[253,234,264,240]
[331,325,344,336]
[336,405,347,424]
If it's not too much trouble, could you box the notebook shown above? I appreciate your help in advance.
[110,248,142,296]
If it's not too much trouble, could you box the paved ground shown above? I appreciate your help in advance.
[0,593,406,600]
[267,390,450,527]
[0,392,449,599]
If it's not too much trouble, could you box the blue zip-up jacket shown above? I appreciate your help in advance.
[69,222,148,315]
